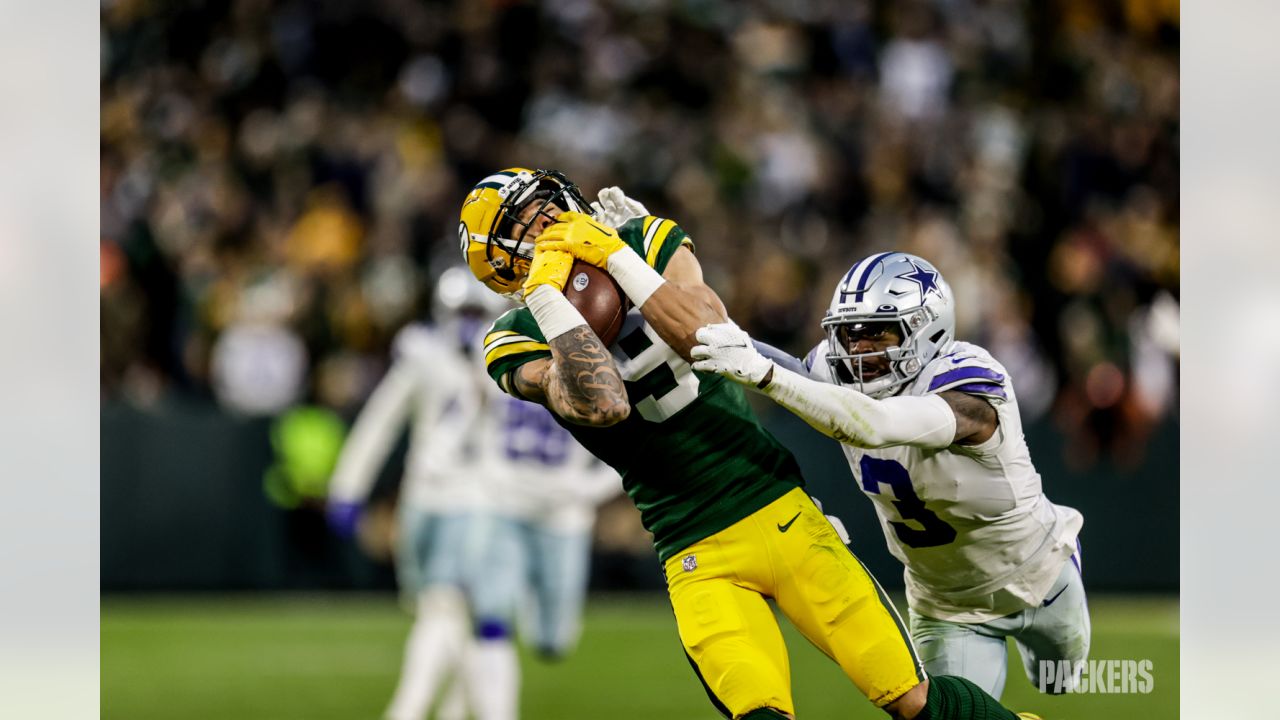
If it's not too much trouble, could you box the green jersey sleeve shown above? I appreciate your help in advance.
[617,215,694,273]
[482,308,549,393]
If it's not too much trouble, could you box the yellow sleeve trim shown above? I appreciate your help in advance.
[484,329,519,346]
[646,219,676,266]
[485,340,550,367]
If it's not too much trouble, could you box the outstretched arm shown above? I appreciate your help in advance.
[752,339,808,375]
[329,360,416,503]
[761,365,957,449]
[690,323,969,449]
[633,246,727,361]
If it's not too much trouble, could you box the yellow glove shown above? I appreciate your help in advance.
[523,245,576,298]
[536,211,628,268]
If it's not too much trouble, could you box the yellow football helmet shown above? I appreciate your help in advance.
[458,167,593,297]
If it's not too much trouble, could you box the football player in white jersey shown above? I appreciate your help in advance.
[327,266,618,720]
[689,252,1089,700]
[471,387,620,662]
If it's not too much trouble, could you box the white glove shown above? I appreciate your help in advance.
[590,186,649,228]
[691,323,774,387]
[811,496,851,545]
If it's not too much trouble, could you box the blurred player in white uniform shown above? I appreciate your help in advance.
[471,387,619,662]
[690,252,1089,700]
[328,266,618,720]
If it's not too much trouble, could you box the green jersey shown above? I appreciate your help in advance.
[482,215,804,561]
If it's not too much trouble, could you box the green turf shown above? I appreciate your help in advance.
[101,593,1177,719]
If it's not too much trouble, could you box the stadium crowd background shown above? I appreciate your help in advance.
[100,0,1178,476]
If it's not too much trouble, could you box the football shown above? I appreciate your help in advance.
[563,261,630,346]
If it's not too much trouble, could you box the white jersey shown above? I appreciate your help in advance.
[809,340,1084,623]
[329,324,491,513]
[330,323,620,528]
[476,383,621,533]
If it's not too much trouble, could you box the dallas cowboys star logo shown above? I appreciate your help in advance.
[897,260,942,298]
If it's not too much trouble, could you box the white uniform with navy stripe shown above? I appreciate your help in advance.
[332,322,619,657]
[328,324,494,598]
[804,338,1089,697]
[478,385,619,531]
[810,339,1083,623]
[467,384,621,656]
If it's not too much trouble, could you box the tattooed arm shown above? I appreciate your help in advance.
[939,390,998,445]
[507,326,630,427]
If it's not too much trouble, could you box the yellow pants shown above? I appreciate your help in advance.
[664,487,924,718]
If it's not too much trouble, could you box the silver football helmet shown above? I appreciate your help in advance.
[433,265,512,352]
[821,252,955,398]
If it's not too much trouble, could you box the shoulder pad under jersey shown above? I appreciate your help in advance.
[913,341,1010,403]
[803,339,836,383]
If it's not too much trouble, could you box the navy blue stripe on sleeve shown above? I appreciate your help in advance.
[946,381,1008,400]
[928,366,1006,392]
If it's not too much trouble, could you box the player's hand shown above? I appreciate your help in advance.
[690,323,774,387]
[536,211,628,268]
[590,187,649,228]
[523,245,576,298]
[326,500,363,539]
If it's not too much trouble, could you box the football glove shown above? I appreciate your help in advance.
[590,187,649,228]
[691,322,773,387]
[326,500,362,539]
[811,495,851,545]
[536,211,628,268]
[523,245,576,298]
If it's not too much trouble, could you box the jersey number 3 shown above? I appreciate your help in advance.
[859,456,956,549]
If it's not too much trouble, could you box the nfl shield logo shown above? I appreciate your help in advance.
[682,554,697,572]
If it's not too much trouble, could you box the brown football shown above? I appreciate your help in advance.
[562,261,630,346]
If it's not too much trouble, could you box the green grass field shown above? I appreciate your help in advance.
[102,593,1177,719]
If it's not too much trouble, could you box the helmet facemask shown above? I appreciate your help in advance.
[484,170,592,296]
[821,307,937,398]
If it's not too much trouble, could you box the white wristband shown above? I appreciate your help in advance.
[606,248,667,308]
[525,285,588,341]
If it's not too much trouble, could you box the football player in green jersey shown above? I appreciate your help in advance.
[458,167,1029,720]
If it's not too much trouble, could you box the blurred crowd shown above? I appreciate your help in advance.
[101,0,1179,468]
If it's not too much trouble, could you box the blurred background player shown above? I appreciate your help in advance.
[461,168,1033,720]
[472,388,621,664]
[690,252,1089,700]
[327,265,618,720]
